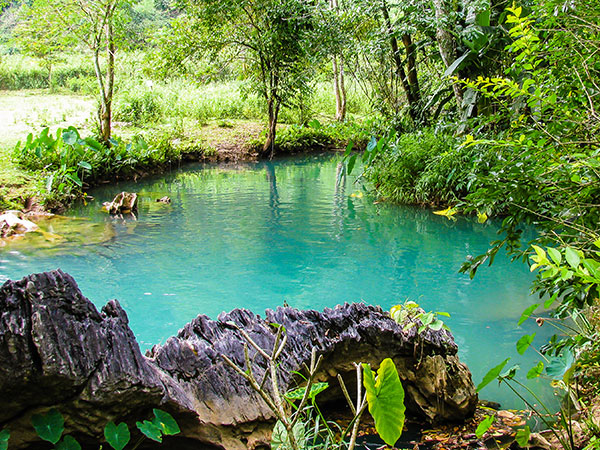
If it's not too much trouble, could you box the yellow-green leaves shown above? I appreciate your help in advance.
[526,361,544,379]
[475,415,494,438]
[362,358,405,447]
[433,206,458,219]
[515,426,531,447]
[517,303,539,326]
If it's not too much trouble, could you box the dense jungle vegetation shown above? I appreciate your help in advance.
[0,0,599,448]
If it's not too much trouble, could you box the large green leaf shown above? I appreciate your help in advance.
[152,409,180,436]
[515,426,531,447]
[0,429,9,450]
[526,361,544,379]
[475,415,494,438]
[565,247,580,269]
[347,154,357,175]
[517,304,539,326]
[31,409,64,444]
[62,130,78,146]
[104,422,130,450]
[136,420,162,443]
[363,358,405,447]
[271,420,306,450]
[55,435,81,450]
[546,351,575,381]
[285,382,328,401]
[516,333,535,355]
[476,358,510,392]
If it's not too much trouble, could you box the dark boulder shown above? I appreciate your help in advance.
[0,270,477,449]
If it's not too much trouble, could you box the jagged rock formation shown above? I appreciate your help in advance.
[0,270,477,449]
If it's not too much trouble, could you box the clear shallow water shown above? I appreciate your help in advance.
[0,153,557,409]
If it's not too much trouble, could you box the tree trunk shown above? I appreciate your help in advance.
[102,20,115,144]
[432,0,463,108]
[381,0,418,122]
[263,97,280,159]
[401,33,427,124]
[331,0,346,121]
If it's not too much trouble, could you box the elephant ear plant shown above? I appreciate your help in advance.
[0,408,179,450]
[221,322,406,450]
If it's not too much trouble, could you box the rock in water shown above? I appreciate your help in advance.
[102,192,138,214]
[0,211,38,238]
[0,271,477,449]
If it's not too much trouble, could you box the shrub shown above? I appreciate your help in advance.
[364,129,492,205]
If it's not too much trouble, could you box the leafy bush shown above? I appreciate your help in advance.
[270,120,369,154]
[364,129,489,205]
[116,89,164,125]
[13,126,206,202]
[0,54,95,90]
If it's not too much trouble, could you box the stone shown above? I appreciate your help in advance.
[0,211,38,238]
[0,270,478,449]
[157,196,171,203]
[102,192,138,214]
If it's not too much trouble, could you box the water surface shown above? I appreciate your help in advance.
[0,153,556,409]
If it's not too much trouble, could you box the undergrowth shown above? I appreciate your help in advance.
[364,129,490,206]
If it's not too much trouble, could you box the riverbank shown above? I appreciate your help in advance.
[0,90,364,214]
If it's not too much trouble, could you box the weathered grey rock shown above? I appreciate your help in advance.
[0,270,477,449]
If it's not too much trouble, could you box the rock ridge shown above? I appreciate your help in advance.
[0,270,477,449]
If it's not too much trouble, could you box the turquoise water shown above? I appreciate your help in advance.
[0,153,556,409]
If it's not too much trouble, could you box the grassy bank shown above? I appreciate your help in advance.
[0,89,367,212]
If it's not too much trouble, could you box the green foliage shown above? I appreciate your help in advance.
[136,421,163,442]
[515,426,531,447]
[362,358,405,447]
[285,382,329,402]
[271,421,306,450]
[271,121,367,155]
[476,358,510,392]
[516,333,535,355]
[5,408,180,450]
[364,129,485,205]
[0,429,9,450]
[14,126,202,201]
[55,435,81,450]
[389,301,450,334]
[151,409,180,436]
[475,415,494,439]
[104,422,130,450]
[0,54,95,90]
[31,409,64,445]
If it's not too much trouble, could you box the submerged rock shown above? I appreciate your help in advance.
[102,192,138,214]
[0,211,38,239]
[0,270,477,449]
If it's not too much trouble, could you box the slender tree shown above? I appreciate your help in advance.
[25,0,122,144]
[160,0,325,158]
[330,0,347,121]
